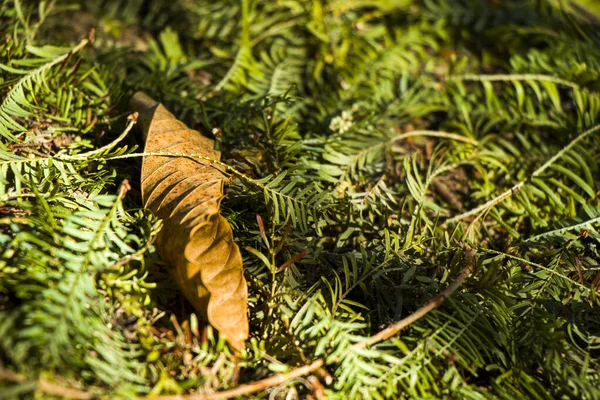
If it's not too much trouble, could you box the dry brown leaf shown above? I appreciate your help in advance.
[130,92,248,351]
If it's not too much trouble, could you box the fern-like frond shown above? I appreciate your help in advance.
[0,38,88,141]
[0,191,156,388]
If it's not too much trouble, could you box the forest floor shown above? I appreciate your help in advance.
[1,1,600,399]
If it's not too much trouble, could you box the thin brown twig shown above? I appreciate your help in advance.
[353,245,476,349]
[142,359,326,400]
[0,367,92,400]
[142,246,477,400]
[307,375,326,400]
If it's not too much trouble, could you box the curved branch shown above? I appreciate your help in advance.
[143,359,325,400]
[353,245,476,349]
[0,367,91,400]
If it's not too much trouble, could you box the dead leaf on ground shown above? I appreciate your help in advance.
[130,92,248,351]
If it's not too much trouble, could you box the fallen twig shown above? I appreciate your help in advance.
[143,359,326,400]
[0,367,92,400]
[354,245,476,349]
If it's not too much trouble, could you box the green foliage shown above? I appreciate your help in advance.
[0,193,158,392]
[1,0,600,399]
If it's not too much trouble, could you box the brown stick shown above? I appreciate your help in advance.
[0,367,92,400]
[354,246,476,349]
[143,359,325,400]
[142,246,477,400]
